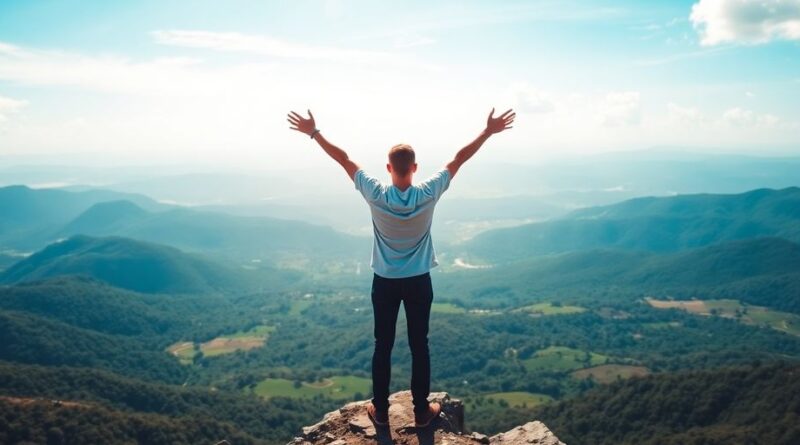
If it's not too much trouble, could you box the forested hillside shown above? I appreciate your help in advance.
[0,235,302,294]
[534,363,800,445]
[442,237,800,312]
[465,187,800,261]
[0,362,338,444]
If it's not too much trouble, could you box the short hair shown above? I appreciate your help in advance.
[388,144,415,177]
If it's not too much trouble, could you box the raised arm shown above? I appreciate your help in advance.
[446,107,515,179]
[287,109,360,180]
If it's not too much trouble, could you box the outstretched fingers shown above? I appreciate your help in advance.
[499,108,514,119]
[503,109,515,130]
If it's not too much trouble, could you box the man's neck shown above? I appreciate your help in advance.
[391,176,413,191]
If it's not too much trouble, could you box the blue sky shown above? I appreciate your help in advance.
[0,0,798,170]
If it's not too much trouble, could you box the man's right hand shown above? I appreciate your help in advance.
[485,107,515,134]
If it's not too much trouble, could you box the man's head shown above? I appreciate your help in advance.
[387,143,418,184]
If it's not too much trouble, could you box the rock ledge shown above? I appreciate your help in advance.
[287,390,565,445]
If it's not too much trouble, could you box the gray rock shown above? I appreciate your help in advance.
[470,432,490,444]
[489,421,566,445]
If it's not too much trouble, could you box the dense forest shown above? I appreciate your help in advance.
[534,363,800,445]
[0,362,339,444]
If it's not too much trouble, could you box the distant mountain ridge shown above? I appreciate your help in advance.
[0,185,164,250]
[0,235,277,294]
[0,184,369,263]
[465,187,800,262]
[58,199,368,261]
[59,199,149,234]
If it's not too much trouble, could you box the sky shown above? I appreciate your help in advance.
[0,0,799,172]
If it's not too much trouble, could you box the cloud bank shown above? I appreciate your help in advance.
[691,0,800,45]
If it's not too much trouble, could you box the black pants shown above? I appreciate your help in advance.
[370,272,433,415]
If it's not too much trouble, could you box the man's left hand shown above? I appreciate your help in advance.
[287,109,316,136]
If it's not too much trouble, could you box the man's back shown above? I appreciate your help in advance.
[354,168,451,279]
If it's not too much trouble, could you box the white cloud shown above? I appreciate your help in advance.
[0,41,240,96]
[722,107,780,126]
[600,91,640,126]
[690,0,800,46]
[151,30,438,70]
[509,83,556,114]
[668,102,706,124]
[0,94,26,122]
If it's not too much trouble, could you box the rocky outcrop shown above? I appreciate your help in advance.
[287,390,565,445]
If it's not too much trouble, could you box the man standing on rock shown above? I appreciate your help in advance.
[287,107,515,427]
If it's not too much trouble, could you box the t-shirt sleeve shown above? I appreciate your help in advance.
[354,169,383,202]
[419,168,451,201]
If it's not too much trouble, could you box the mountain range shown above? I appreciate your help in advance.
[463,187,800,262]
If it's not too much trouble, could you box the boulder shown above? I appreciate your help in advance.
[287,390,565,445]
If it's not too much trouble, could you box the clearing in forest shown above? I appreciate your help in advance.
[252,375,371,400]
[522,346,610,372]
[572,364,650,384]
[512,302,587,316]
[646,298,800,336]
[166,325,276,363]
[484,391,554,408]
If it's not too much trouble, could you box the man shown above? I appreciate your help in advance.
[286,107,515,427]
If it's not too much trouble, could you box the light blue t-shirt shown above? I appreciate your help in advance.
[354,168,451,279]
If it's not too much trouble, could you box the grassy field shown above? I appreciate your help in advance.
[739,306,800,336]
[252,375,371,400]
[166,341,195,365]
[289,298,314,316]
[484,391,554,408]
[227,325,276,338]
[522,346,609,372]
[167,324,275,362]
[647,298,800,336]
[513,302,586,316]
[571,364,650,384]
[431,302,467,314]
